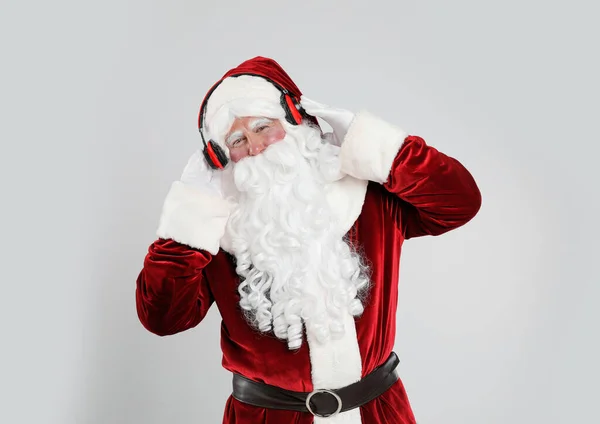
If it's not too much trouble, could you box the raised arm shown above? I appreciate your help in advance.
[135,150,232,335]
[340,110,481,239]
[383,134,481,238]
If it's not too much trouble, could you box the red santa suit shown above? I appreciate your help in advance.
[136,57,481,424]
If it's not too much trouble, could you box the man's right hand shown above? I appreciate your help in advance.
[156,150,232,255]
[180,149,224,199]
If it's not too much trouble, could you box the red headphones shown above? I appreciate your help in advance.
[197,73,307,170]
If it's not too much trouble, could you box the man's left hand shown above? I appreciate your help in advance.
[300,97,355,147]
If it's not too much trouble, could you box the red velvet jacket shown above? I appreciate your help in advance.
[136,114,481,424]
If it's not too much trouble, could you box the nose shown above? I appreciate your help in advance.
[247,135,267,156]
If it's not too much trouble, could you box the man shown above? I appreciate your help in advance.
[136,56,481,423]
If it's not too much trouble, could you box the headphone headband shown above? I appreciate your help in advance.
[197,73,298,137]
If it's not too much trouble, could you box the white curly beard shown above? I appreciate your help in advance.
[224,124,370,351]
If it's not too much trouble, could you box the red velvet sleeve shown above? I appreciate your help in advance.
[383,135,482,239]
[135,238,215,336]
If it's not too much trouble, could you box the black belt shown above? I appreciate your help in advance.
[231,351,400,418]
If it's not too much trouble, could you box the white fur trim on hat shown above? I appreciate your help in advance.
[204,75,286,149]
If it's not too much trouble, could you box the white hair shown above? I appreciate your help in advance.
[223,120,371,350]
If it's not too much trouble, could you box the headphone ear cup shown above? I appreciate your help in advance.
[203,140,228,169]
[281,93,303,125]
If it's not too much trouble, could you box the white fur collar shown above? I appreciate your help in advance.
[323,174,369,237]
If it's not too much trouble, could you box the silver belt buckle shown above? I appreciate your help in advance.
[305,388,343,418]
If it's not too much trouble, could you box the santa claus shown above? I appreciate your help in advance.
[136,56,481,423]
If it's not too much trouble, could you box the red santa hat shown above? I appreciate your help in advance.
[197,56,318,152]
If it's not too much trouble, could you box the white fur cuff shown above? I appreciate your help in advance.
[156,181,231,255]
[340,110,408,184]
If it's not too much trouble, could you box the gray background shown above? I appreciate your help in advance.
[1,0,598,423]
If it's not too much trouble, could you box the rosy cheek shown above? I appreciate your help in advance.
[229,149,247,163]
[265,127,286,146]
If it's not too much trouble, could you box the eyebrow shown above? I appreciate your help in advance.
[225,130,243,146]
[249,118,273,130]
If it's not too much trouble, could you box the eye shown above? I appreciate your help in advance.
[230,137,246,147]
[255,124,270,133]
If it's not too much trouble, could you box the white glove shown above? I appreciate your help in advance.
[304,98,409,184]
[156,149,231,255]
[180,150,223,198]
[300,97,356,147]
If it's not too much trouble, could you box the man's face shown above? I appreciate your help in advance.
[224,116,287,163]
